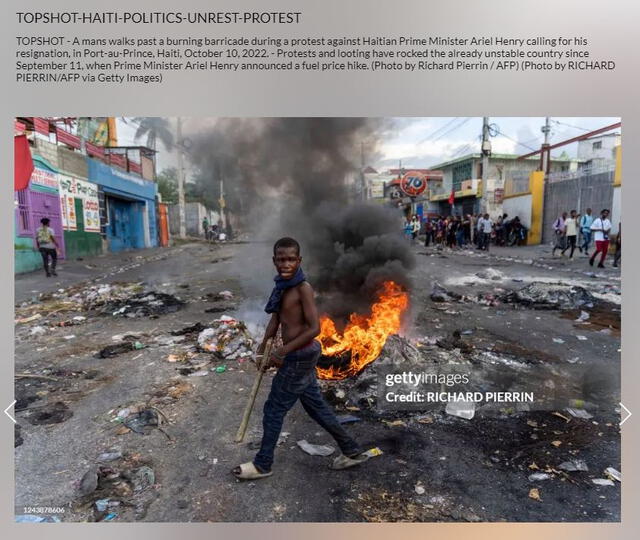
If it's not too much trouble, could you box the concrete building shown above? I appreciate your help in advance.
[577,133,621,167]
[427,153,581,217]
[14,118,162,272]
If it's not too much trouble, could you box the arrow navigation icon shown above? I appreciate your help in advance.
[4,400,16,424]
[620,403,632,426]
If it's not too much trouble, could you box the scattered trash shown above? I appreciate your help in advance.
[27,401,73,425]
[103,513,118,521]
[214,365,227,373]
[170,323,206,336]
[528,473,552,481]
[414,483,426,495]
[592,478,615,486]
[78,469,98,496]
[445,400,475,420]
[565,408,593,419]
[552,338,565,344]
[558,460,589,472]
[363,447,383,458]
[64,335,76,340]
[567,357,580,364]
[576,335,588,341]
[95,342,139,359]
[15,314,43,324]
[550,440,562,447]
[111,332,143,342]
[95,498,110,512]
[297,439,335,456]
[576,311,590,322]
[528,488,542,501]
[197,316,254,359]
[98,450,123,462]
[123,409,159,435]
[430,283,462,303]
[100,291,184,318]
[130,465,155,492]
[501,283,595,310]
[336,414,361,424]
[475,268,504,281]
[188,370,209,377]
[382,419,407,427]
[30,326,47,336]
[218,290,234,299]
[605,467,621,482]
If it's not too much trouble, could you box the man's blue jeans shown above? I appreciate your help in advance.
[253,340,360,472]
[581,230,592,252]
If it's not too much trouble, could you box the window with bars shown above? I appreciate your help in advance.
[15,190,32,236]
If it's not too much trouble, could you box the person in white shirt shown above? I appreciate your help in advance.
[551,212,567,257]
[561,210,578,258]
[479,213,493,251]
[589,209,612,268]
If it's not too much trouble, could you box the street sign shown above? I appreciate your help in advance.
[400,171,427,197]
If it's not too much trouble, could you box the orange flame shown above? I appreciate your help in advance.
[316,281,409,380]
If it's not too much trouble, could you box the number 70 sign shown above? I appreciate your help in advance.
[400,171,427,197]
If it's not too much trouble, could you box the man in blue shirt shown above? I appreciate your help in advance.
[579,208,594,255]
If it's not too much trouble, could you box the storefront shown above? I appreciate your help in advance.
[86,158,158,252]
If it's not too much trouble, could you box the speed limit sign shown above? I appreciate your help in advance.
[400,171,427,197]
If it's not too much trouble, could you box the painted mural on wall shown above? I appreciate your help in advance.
[58,174,101,232]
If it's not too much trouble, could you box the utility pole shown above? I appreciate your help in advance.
[481,117,491,214]
[176,117,186,239]
[540,116,551,174]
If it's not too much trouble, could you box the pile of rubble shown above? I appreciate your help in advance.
[197,315,254,360]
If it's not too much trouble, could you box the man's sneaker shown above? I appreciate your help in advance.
[597,264,605,269]
[52,271,58,276]
[589,258,594,266]
[46,273,51,277]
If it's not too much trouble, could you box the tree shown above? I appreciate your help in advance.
[129,117,174,151]
[157,167,178,204]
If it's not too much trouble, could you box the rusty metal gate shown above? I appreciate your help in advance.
[542,165,615,243]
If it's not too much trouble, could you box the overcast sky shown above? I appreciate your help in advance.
[116,116,621,175]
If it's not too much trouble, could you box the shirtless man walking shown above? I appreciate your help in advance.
[233,237,364,480]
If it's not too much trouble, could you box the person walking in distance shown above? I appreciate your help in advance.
[613,223,621,268]
[480,213,493,251]
[579,208,594,255]
[35,217,60,277]
[561,210,579,259]
[589,209,612,268]
[551,212,567,257]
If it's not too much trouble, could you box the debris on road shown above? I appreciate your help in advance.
[592,478,615,486]
[528,473,552,481]
[297,439,335,456]
[605,467,621,482]
[95,342,144,359]
[501,283,595,310]
[445,400,475,420]
[197,316,254,359]
[528,488,542,501]
[558,460,589,472]
[430,283,463,303]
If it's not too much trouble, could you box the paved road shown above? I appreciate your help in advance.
[14,240,621,522]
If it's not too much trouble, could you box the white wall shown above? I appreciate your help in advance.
[503,193,533,229]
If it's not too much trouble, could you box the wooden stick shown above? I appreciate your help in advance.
[235,338,273,443]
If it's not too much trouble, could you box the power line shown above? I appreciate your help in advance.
[417,117,460,145]
[495,129,538,152]
[432,117,472,142]
[551,119,591,132]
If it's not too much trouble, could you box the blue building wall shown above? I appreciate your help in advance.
[86,159,158,251]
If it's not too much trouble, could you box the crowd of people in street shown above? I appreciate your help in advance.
[551,207,620,268]
[404,208,620,268]
[404,213,528,252]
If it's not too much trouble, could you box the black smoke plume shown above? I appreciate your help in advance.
[186,118,415,318]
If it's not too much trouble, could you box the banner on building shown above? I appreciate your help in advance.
[31,167,59,191]
[58,175,101,232]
